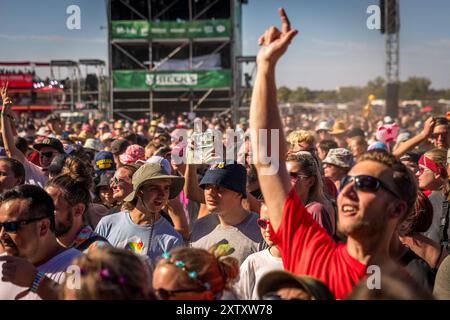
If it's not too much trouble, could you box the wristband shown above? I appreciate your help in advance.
[30,271,45,293]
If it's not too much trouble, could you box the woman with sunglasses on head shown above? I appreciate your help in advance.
[152,246,239,300]
[234,203,283,300]
[416,148,450,253]
[286,152,336,236]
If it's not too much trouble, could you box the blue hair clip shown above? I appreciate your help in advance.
[162,252,171,259]
[188,271,197,279]
[175,260,185,268]
[204,282,211,290]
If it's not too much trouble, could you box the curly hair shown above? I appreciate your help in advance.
[287,130,316,148]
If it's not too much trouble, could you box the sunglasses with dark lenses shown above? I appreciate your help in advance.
[154,288,206,300]
[0,215,51,233]
[289,172,310,180]
[431,132,447,139]
[257,218,270,229]
[417,166,427,175]
[340,175,401,199]
[112,176,129,186]
[40,151,56,158]
[262,292,303,301]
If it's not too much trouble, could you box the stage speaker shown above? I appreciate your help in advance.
[385,82,399,118]
[380,0,399,34]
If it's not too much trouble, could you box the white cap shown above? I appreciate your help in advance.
[315,120,331,132]
[145,156,172,175]
[384,116,394,124]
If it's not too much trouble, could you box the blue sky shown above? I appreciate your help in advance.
[0,0,449,90]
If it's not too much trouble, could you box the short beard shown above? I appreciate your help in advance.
[55,211,73,237]
[338,215,388,240]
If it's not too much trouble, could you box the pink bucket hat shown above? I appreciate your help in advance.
[119,144,145,164]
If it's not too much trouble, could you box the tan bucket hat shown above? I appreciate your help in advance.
[123,163,185,202]
[330,121,347,135]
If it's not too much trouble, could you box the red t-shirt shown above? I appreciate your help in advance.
[272,188,367,299]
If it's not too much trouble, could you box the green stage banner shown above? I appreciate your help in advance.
[113,70,231,89]
[112,19,230,39]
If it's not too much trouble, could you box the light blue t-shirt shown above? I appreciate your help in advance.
[95,210,184,265]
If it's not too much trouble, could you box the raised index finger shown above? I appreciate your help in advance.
[278,7,291,34]
[1,82,8,96]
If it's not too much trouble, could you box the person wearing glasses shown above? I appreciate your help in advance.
[416,148,450,251]
[249,8,418,299]
[286,152,336,236]
[429,117,450,150]
[0,185,81,299]
[1,84,64,188]
[152,247,239,300]
[234,203,283,300]
[391,116,436,159]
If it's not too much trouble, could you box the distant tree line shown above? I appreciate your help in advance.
[277,77,450,103]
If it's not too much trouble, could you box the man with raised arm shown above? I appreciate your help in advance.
[1,85,64,187]
[250,8,419,299]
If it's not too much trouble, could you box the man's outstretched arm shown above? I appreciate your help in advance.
[1,84,26,162]
[249,8,298,231]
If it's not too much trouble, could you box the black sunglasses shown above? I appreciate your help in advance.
[431,132,447,139]
[257,218,270,229]
[39,151,56,158]
[0,215,51,233]
[289,172,310,180]
[262,292,303,301]
[340,175,401,199]
[154,288,206,300]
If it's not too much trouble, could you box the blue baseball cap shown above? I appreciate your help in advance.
[94,151,116,173]
[199,162,247,198]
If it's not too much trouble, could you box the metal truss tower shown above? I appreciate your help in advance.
[381,0,400,118]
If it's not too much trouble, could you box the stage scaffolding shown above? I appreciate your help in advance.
[108,0,250,122]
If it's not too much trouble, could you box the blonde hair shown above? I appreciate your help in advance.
[156,247,239,297]
[287,130,316,148]
[62,247,152,300]
[286,152,326,204]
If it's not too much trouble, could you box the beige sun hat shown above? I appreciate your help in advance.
[123,163,185,202]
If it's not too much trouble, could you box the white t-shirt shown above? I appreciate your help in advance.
[22,159,48,187]
[0,248,81,300]
[233,248,283,300]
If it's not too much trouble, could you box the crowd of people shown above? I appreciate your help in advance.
[0,8,449,301]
